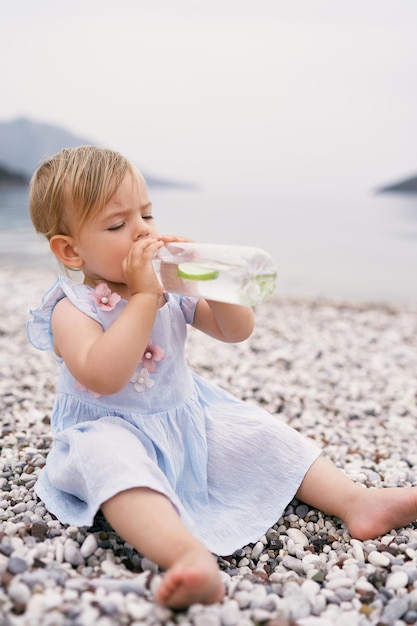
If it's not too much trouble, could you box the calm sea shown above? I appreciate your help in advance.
[1,185,416,305]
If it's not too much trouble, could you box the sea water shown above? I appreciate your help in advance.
[154,242,277,306]
[1,185,417,304]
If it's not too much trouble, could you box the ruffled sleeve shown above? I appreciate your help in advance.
[178,295,199,324]
[26,277,101,352]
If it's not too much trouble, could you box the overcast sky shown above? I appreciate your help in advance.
[2,0,417,194]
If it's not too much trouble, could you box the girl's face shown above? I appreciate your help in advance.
[72,171,159,286]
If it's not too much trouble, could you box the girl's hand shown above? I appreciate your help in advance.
[122,238,164,297]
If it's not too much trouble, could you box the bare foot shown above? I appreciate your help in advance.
[344,485,417,540]
[155,546,224,610]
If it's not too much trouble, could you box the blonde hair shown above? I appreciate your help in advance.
[29,146,136,239]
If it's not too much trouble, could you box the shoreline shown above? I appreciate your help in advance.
[1,267,417,624]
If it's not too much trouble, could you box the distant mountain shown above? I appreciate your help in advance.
[378,174,417,194]
[0,117,93,178]
[0,163,27,185]
[0,117,196,188]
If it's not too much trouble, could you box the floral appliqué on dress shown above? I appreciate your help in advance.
[131,341,165,393]
[89,283,121,311]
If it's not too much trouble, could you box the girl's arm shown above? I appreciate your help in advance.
[192,299,255,343]
[52,292,160,395]
[51,239,164,395]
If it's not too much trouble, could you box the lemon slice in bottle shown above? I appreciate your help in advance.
[177,262,219,281]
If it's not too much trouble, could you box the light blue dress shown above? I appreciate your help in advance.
[27,277,320,556]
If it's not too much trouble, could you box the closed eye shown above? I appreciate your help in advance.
[107,222,125,231]
[107,214,153,230]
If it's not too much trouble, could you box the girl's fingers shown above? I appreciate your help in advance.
[129,238,163,260]
[158,235,194,243]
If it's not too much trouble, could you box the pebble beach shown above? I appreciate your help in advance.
[1,266,417,626]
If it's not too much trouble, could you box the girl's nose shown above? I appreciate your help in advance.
[134,216,150,240]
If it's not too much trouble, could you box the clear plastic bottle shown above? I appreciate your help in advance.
[153,242,277,306]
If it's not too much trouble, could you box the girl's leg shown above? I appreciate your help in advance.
[101,487,224,609]
[296,455,417,540]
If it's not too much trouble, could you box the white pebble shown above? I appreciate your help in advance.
[367,551,390,567]
[355,578,377,592]
[234,590,252,609]
[4,523,19,537]
[101,560,121,577]
[80,533,98,558]
[386,570,409,590]
[252,608,274,622]
[350,541,365,562]
[325,577,355,590]
[220,599,241,626]
[55,542,64,564]
[236,579,254,592]
[43,589,65,610]
[8,580,31,604]
[301,578,321,600]
[282,591,311,620]
[251,541,264,559]
[77,607,100,625]
[26,592,46,616]
[380,535,395,545]
[194,611,222,626]
[125,600,152,620]
[64,538,83,566]
[310,594,327,616]
[281,555,305,574]
[287,528,310,548]
[12,502,27,513]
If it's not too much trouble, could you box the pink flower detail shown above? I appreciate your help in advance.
[130,368,154,393]
[74,380,101,398]
[140,340,165,372]
[89,283,121,311]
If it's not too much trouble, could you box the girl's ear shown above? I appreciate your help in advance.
[49,235,83,269]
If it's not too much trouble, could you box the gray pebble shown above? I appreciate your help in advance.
[296,504,310,518]
[381,596,409,624]
[7,557,28,574]
[335,587,355,602]
[405,610,417,624]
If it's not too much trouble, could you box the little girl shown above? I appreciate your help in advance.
[27,146,417,609]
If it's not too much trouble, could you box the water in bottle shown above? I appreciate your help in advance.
[153,242,277,306]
